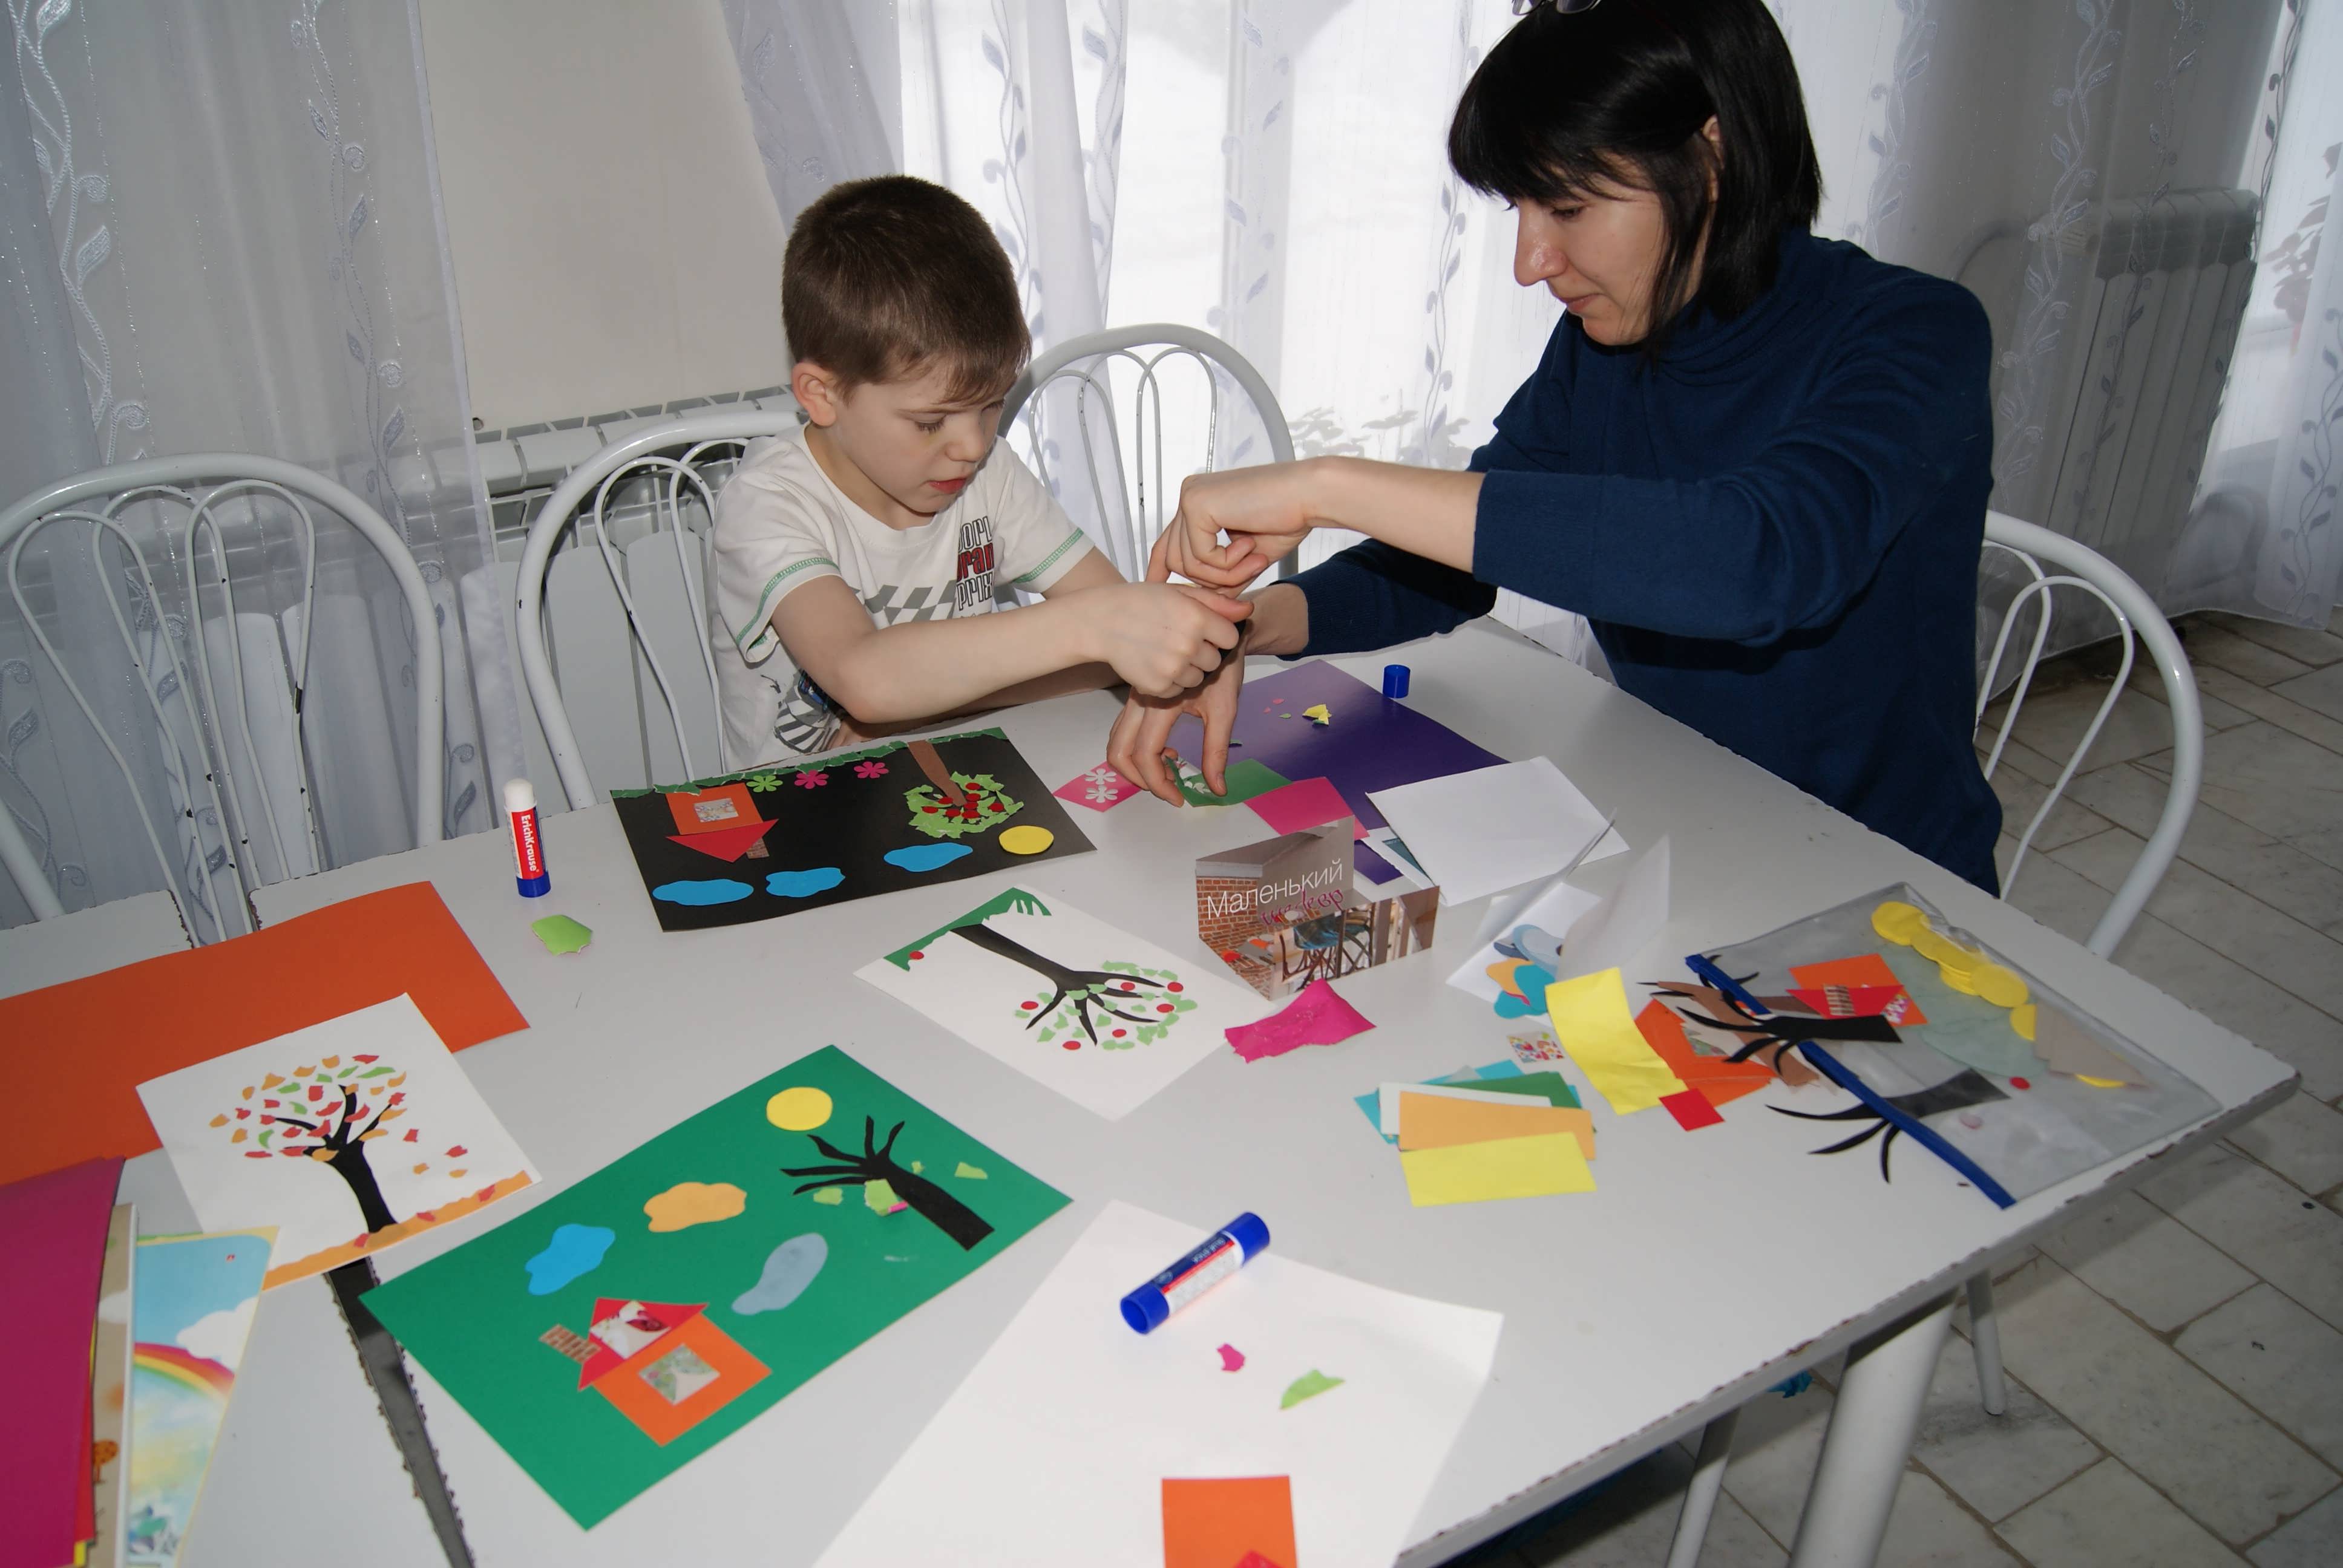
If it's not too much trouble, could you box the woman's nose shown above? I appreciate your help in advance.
[1513,211,1566,287]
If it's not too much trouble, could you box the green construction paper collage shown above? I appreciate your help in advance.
[1173,757,1290,809]
[362,1047,1069,1529]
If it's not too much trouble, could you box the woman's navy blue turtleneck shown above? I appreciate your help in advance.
[1286,228,2003,890]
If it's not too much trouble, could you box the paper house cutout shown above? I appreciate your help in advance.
[666,784,759,835]
[571,1297,769,1445]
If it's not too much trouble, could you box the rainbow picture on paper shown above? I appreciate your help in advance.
[125,1229,273,1568]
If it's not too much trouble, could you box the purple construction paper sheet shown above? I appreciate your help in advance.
[1,1156,122,1568]
[1168,662,1507,832]
[1353,841,1400,884]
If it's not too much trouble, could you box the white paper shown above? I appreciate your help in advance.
[1558,836,1673,989]
[1368,757,1627,906]
[138,995,539,1289]
[1447,876,1605,1002]
[1378,1080,1555,1136]
[856,887,1267,1120]
[813,1201,1504,1568]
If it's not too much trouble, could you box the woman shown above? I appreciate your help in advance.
[1107,0,2002,892]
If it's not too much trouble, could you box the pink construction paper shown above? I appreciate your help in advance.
[1054,763,1139,812]
[1246,777,1367,840]
[1224,979,1375,1062]
[0,1156,123,1568]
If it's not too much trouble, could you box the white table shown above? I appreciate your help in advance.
[54,625,2295,1568]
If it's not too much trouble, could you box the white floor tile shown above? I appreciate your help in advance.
[1506,1445,1785,1568]
[1978,735,2080,790]
[1876,1469,2021,1567]
[1987,681,2250,773]
[2189,664,2343,761]
[2227,1092,2343,1198]
[2048,832,2343,1021]
[1997,1458,2249,1567]
[2272,663,2343,725]
[2181,624,2318,687]
[2247,1485,2343,1568]
[2142,1145,2343,1333]
[2140,723,2343,872]
[1912,1328,2100,1521]
[2174,1284,2343,1471]
[1990,767,2115,854]
[1720,1380,1835,1544]
[2060,764,2343,935]
[2197,611,2343,671]
[2035,1189,2256,1333]
[1985,1255,2334,1543]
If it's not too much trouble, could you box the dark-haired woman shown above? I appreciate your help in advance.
[1107,0,2002,891]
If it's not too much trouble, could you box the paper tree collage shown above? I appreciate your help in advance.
[610,728,1093,932]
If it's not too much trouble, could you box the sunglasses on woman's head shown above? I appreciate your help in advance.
[1512,0,1602,13]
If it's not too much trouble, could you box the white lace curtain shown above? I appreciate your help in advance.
[0,0,512,931]
[727,0,2339,649]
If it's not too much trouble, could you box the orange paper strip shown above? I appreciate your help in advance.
[1397,1091,1597,1160]
[1634,1000,1774,1109]
[0,883,527,1186]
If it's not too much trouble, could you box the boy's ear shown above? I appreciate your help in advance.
[791,362,845,428]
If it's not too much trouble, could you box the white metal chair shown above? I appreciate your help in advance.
[0,456,444,936]
[1661,510,2204,1566]
[514,411,792,809]
[998,323,1294,581]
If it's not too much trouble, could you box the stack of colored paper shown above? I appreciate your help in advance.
[1354,1063,1598,1206]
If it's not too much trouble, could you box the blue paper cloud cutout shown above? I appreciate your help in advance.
[732,1233,828,1316]
[652,878,755,906]
[766,867,845,898]
[884,843,974,873]
[524,1224,616,1295]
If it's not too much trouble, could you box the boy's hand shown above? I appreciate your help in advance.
[1080,582,1250,698]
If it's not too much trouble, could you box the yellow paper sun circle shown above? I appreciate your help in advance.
[998,824,1055,856]
[765,1086,833,1131]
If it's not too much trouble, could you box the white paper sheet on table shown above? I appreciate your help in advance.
[1369,757,1628,906]
[813,1200,1504,1567]
[855,888,1267,1120]
[1448,876,1604,1002]
[137,995,538,1289]
[1558,836,1672,985]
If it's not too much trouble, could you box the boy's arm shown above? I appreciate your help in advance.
[770,572,1248,726]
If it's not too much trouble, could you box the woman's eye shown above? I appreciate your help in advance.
[1548,204,1584,221]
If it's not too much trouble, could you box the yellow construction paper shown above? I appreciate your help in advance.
[1400,1132,1595,1205]
[1396,1091,1596,1160]
[1545,968,1686,1114]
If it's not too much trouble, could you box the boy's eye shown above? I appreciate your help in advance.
[914,419,943,434]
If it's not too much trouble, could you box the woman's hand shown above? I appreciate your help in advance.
[1149,462,1322,590]
[1106,645,1249,806]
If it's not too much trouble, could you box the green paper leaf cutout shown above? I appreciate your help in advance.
[863,1178,902,1214]
[903,773,1024,840]
[1279,1369,1345,1410]
[954,1162,988,1180]
[811,1187,843,1205]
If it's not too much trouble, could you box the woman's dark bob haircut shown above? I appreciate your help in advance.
[1449,0,1821,356]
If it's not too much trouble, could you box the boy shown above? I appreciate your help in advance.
[709,174,1248,766]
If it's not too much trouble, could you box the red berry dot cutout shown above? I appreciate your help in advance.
[1061,1039,1081,1050]
[1156,1003,1175,1013]
[908,950,924,961]
[1112,1028,1127,1038]
[1167,982,1184,992]
[2010,1076,2031,1090]
[1020,1001,1037,1010]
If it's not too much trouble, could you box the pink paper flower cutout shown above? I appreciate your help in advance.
[854,760,888,779]
[795,769,828,788]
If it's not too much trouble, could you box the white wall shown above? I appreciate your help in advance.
[416,0,791,431]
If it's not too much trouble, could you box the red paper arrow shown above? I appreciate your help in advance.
[665,817,778,863]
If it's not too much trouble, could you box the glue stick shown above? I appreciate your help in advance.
[1118,1213,1270,1333]
[505,778,550,898]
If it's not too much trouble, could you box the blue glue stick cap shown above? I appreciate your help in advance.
[1381,664,1411,699]
[1226,1211,1270,1259]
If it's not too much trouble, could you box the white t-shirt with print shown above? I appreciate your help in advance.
[707,425,1095,767]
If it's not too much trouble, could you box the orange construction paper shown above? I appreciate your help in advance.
[0,883,527,1186]
[666,783,759,836]
[1397,1090,1596,1161]
[1162,1475,1296,1568]
[1485,958,1530,999]
[1635,1001,1774,1109]
[1787,954,1928,1025]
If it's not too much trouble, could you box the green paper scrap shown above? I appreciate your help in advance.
[811,1187,843,1205]
[864,1177,903,1214]
[954,1162,988,1180]
[361,1047,1069,1529]
[530,914,593,956]
[1279,1368,1345,1410]
[1174,757,1290,808]
[1353,1061,1568,1142]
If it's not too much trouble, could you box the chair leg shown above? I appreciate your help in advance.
[1967,1273,2007,1417]
[1665,1408,1740,1568]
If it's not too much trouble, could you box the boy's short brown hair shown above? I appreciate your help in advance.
[781,175,1029,405]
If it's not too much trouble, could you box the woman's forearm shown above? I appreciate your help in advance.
[1240,582,1311,656]
[1303,457,1484,572]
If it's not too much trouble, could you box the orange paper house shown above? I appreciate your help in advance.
[574,1298,768,1445]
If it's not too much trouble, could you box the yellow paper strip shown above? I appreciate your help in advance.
[1400,1132,1596,1206]
[1547,968,1687,1114]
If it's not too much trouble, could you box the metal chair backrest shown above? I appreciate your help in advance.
[998,324,1294,580]
[1976,509,2203,956]
[0,456,444,935]
[514,411,795,809]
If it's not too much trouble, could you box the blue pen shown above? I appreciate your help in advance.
[1119,1214,1271,1333]
[1685,952,2016,1209]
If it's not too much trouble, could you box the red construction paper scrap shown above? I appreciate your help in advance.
[0,883,526,1186]
[1635,999,1772,1109]
[1225,979,1374,1062]
[1162,1476,1297,1568]
[1788,954,1927,1025]
[1247,776,1368,840]
[1661,1089,1725,1130]
[0,1158,121,1568]
[665,817,778,863]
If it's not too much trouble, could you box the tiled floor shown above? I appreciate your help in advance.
[1452,610,2343,1568]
